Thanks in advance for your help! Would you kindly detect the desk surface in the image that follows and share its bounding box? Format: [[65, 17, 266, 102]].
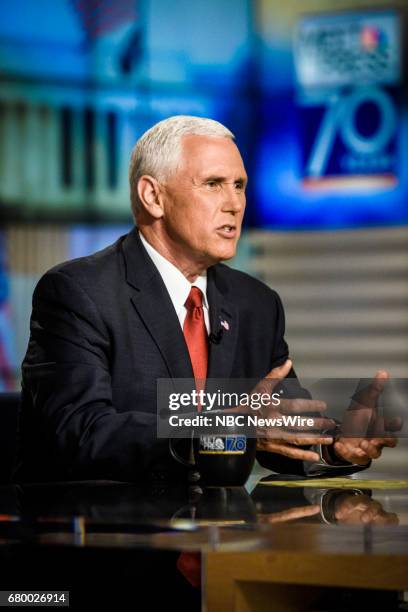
[[1, 473, 407, 555]]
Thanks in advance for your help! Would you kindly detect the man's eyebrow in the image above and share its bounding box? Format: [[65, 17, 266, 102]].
[[201, 175, 225, 182], [200, 175, 248, 183]]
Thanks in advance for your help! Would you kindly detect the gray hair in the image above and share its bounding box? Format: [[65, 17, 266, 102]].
[[129, 115, 235, 218]]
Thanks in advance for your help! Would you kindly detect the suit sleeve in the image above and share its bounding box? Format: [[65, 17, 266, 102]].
[[22, 270, 167, 481], [268, 291, 290, 369]]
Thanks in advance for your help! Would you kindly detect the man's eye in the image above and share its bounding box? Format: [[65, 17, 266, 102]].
[[235, 182, 245, 191], [205, 181, 220, 190]]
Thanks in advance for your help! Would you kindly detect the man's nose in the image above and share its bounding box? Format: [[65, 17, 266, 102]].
[[221, 184, 245, 213]]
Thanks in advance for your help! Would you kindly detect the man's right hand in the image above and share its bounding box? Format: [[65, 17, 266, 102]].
[[251, 360, 335, 463]]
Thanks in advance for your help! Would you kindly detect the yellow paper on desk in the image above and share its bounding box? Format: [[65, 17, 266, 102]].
[[259, 478, 408, 489]]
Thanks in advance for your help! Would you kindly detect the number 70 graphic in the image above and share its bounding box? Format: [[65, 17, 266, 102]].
[[305, 87, 397, 178]]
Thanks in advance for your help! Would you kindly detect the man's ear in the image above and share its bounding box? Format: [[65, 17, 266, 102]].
[[137, 175, 164, 219]]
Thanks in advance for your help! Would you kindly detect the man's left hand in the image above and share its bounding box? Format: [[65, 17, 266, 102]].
[[332, 370, 401, 465]]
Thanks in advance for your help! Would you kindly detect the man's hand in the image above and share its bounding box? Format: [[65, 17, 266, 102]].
[[334, 492, 399, 526], [257, 504, 321, 524], [252, 359, 335, 463], [333, 370, 401, 465]]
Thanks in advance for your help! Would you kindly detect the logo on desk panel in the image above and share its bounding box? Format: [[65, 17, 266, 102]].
[[199, 435, 247, 454]]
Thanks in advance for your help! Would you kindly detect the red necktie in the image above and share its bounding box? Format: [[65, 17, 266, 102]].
[[176, 551, 201, 589], [183, 287, 208, 410], [178, 287, 206, 588]]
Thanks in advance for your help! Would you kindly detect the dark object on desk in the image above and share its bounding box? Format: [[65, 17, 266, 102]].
[[170, 485, 257, 524], [194, 433, 257, 486], [170, 415, 257, 486], [0, 392, 20, 483]]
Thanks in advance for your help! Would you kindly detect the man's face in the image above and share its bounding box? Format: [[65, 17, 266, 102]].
[[159, 134, 247, 270]]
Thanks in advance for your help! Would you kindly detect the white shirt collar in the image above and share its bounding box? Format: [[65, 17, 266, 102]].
[[139, 230, 208, 315]]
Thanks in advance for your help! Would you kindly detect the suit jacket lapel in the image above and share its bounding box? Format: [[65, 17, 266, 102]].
[[206, 265, 238, 379], [122, 228, 194, 379], [122, 228, 239, 380]]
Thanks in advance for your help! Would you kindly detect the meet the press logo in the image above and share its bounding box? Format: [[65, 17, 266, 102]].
[[199, 435, 247, 455]]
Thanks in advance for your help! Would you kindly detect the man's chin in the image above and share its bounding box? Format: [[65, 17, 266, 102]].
[[211, 247, 237, 263]]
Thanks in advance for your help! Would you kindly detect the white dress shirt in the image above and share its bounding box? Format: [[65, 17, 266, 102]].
[[139, 231, 210, 334]]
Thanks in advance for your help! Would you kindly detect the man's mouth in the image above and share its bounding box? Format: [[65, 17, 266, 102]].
[[216, 225, 237, 238]]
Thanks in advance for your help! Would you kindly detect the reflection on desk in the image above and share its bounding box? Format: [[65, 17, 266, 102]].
[[0, 475, 406, 545], [0, 477, 407, 611]]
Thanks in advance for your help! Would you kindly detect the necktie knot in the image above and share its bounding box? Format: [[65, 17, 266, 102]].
[[185, 286, 204, 311]]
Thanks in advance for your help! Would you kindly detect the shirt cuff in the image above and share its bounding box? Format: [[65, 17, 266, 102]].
[[302, 444, 371, 477], [321, 442, 354, 466]]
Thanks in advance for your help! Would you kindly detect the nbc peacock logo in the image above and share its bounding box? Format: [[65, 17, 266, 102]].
[[360, 25, 388, 53]]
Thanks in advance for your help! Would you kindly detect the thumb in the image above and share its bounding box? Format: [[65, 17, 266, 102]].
[[369, 370, 389, 399], [266, 359, 292, 383], [252, 359, 292, 396], [350, 370, 389, 412]]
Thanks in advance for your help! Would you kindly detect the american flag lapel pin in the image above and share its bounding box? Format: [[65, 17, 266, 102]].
[[220, 319, 230, 331]]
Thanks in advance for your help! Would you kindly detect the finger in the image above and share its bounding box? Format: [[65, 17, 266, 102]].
[[372, 512, 399, 526], [257, 440, 320, 462], [263, 505, 321, 523], [383, 416, 403, 432], [370, 415, 387, 437], [333, 441, 371, 465], [360, 505, 383, 524], [361, 512, 379, 525], [336, 436, 364, 446], [257, 425, 333, 443], [359, 440, 383, 459], [258, 415, 335, 434], [341, 409, 373, 436], [363, 436, 397, 448], [349, 370, 389, 412], [278, 504, 321, 521], [334, 441, 363, 455], [263, 359, 293, 389], [266, 358, 293, 378], [283, 417, 336, 432], [370, 370, 389, 394], [378, 437, 397, 447], [279, 398, 327, 414], [335, 498, 370, 519], [371, 415, 402, 437], [279, 435, 333, 446], [365, 370, 389, 405]]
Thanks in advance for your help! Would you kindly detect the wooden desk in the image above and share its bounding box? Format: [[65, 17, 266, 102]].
[[204, 523, 408, 611]]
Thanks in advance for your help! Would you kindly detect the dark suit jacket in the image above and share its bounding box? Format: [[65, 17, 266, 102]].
[[14, 227, 307, 483]]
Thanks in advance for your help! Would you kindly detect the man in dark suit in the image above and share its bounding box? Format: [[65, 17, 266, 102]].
[[14, 116, 396, 483]]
